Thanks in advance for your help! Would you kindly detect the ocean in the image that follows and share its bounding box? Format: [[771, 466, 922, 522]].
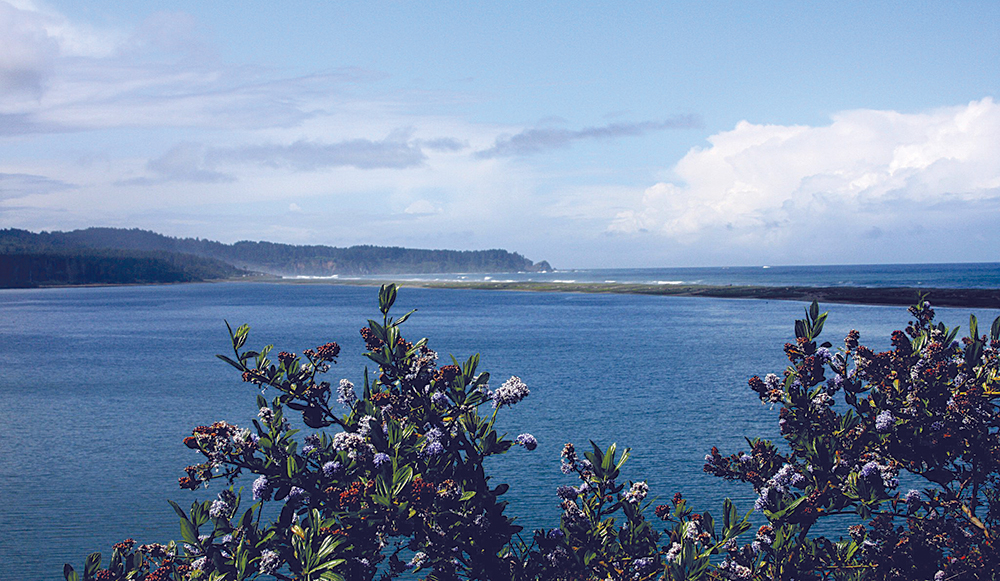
[[1, 264, 998, 579]]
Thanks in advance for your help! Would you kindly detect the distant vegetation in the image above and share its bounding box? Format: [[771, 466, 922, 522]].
[[0, 246, 244, 288], [0, 228, 551, 288]]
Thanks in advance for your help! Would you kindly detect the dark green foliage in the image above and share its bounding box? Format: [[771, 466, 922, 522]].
[[0, 227, 549, 278], [65, 290, 1000, 581], [0, 249, 243, 287]]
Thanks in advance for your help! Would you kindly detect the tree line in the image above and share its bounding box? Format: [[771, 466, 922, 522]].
[[0, 228, 551, 285]]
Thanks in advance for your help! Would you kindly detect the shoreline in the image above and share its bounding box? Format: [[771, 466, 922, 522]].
[[270, 278, 1000, 309], [5, 276, 998, 309]]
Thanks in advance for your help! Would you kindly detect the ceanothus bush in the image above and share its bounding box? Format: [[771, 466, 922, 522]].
[[65, 288, 1000, 581]]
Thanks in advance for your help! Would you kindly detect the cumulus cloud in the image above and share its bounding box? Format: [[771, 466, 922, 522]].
[[475, 116, 701, 158], [609, 99, 1000, 256]]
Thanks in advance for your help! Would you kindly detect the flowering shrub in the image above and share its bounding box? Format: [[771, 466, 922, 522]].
[[704, 300, 1000, 580], [66, 288, 1000, 581]]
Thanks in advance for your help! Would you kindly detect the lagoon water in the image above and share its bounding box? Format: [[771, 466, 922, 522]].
[[1, 273, 998, 579]]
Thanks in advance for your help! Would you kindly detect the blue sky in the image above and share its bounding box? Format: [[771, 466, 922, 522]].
[[1, 1, 998, 268]]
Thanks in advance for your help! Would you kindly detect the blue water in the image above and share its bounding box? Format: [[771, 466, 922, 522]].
[[308, 262, 1000, 289], [1, 276, 998, 580]]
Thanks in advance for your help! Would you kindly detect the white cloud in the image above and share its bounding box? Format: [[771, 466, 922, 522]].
[[610, 98, 1000, 259], [0, 1, 59, 97], [403, 199, 440, 215], [0, 2, 350, 132]]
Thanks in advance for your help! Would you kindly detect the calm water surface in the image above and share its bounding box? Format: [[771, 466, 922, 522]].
[[1, 282, 997, 580]]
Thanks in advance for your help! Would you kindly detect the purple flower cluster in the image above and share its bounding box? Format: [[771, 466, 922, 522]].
[[332, 431, 371, 459], [286, 486, 308, 507], [337, 378, 357, 407], [559, 442, 591, 474], [556, 485, 578, 500], [859, 461, 880, 480], [258, 549, 280, 575], [754, 487, 773, 512], [770, 464, 806, 493], [252, 475, 272, 501], [632, 556, 654, 572], [431, 391, 449, 407], [209, 489, 236, 519], [322, 461, 342, 478], [491, 376, 530, 408], [421, 427, 446, 457], [875, 410, 895, 433], [717, 559, 753, 580], [373, 452, 391, 467], [301, 434, 320, 455], [859, 460, 898, 489], [514, 433, 538, 450], [826, 374, 844, 394], [209, 499, 230, 519]]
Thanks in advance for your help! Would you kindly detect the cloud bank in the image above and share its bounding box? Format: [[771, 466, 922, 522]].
[[609, 99, 1000, 260]]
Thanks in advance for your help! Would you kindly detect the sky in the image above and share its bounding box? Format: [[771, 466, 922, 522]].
[[1, 1, 998, 268]]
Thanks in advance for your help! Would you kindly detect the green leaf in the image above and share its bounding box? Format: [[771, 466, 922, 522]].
[[944, 325, 960, 346], [991, 315, 1000, 343], [392, 465, 414, 496], [602, 443, 617, 471], [216, 354, 245, 371], [394, 308, 416, 326], [722, 498, 733, 532], [813, 312, 827, 337], [379, 284, 397, 314], [167, 499, 188, 521], [179, 518, 199, 545], [234, 324, 250, 349], [794, 319, 807, 339], [84, 553, 101, 577], [240, 507, 254, 530], [63, 564, 78, 581], [460, 490, 477, 501]]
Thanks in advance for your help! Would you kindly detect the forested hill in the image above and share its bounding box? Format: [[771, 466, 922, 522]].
[[0, 228, 552, 286], [0, 245, 245, 288]]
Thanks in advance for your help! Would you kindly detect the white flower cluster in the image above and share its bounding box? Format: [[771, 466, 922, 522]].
[[332, 431, 373, 459], [491, 376, 530, 408], [622, 481, 649, 504]]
